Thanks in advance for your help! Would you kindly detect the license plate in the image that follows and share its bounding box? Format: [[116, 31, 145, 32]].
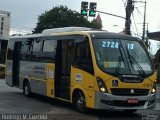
[[127, 99, 138, 103]]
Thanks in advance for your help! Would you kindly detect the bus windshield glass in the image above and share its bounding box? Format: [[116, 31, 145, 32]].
[[92, 38, 153, 76]]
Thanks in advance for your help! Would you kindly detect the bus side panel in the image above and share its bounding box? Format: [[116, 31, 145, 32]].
[[6, 60, 13, 86], [31, 62, 47, 96], [46, 63, 55, 98], [70, 66, 96, 109], [19, 61, 47, 96]]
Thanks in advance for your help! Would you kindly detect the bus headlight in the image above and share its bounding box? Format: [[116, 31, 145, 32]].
[[97, 77, 108, 93], [151, 88, 156, 94], [151, 81, 156, 94]]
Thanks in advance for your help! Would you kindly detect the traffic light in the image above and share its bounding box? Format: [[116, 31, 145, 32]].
[[89, 2, 97, 17], [81, 1, 88, 16]]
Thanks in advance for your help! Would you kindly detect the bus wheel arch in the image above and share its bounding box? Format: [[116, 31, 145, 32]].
[[72, 89, 87, 113], [23, 79, 32, 97]]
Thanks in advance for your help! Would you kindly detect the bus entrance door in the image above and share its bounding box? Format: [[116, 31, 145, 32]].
[[55, 40, 73, 100], [12, 42, 22, 86]]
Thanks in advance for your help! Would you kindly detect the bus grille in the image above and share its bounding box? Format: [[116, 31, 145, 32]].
[[110, 88, 149, 96]]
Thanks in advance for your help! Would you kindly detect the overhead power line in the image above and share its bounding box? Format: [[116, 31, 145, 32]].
[[135, 7, 143, 17], [131, 13, 139, 36]]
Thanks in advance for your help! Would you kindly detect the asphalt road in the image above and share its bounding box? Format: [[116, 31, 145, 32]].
[[0, 79, 160, 120]]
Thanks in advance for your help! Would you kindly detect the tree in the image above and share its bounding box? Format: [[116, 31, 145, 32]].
[[33, 6, 102, 33], [90, 19, 102, 29]]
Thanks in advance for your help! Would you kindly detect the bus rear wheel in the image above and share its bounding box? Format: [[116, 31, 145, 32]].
[[73, 91, 87, 113], [23, 81, 31, 97]]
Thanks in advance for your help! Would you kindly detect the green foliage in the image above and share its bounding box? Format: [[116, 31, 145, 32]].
[[33, 6, 102, 33], [90, 19, 102, 29]]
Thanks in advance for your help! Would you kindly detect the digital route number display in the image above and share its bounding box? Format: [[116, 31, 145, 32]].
[[102, 41, 134, 50]]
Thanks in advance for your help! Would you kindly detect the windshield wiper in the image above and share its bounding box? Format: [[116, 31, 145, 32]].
[[126, 46, 146, 77], [114, 45, 126, 75]]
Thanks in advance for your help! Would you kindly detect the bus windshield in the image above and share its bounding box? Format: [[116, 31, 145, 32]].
[[92, 38, 153, 76]]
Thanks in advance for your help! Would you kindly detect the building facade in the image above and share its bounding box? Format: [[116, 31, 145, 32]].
[[0, 10, 10, 40]]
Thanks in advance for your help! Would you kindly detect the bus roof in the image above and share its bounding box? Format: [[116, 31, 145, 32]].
[[42, 27, 94, 34], [10, 27, 139, 40], [89, 31, 139, 40], [0, 38, 8, 40]]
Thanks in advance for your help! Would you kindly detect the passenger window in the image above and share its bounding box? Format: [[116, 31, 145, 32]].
[[33, 39, 42, 51], [43, 40, 56, 52], [42, 40, 57, 63], [21, 39, 33, 61], [31, 39, 43, 62]]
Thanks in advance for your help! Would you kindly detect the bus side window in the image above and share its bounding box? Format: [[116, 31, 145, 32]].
[[21, 39, 33, 61], [42, 40, 57, 63], [31, 39, 43, 62], [74, 38, 93, 74]]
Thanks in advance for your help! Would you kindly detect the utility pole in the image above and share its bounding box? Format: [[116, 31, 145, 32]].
[[124, 0, 134, 35], [142, 1, 146, 41], [146, 23, 150, 49]]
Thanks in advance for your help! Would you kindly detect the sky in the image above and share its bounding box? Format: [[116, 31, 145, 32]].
[[0, 0, 160, 54]]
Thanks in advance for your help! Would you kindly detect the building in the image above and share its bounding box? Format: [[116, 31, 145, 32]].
[[95, 13, 102, 24], [0, 10, 10, 40]]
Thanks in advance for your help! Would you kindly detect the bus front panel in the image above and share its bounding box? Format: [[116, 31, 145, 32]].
[[91, 37, 156, 110]]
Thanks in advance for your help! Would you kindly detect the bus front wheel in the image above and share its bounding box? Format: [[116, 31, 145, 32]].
[[23, 81, 31, 97], [73, 91, 87, 113]]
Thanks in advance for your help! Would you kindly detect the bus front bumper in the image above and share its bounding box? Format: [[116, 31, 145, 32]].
[[95, 92, 156, 110]]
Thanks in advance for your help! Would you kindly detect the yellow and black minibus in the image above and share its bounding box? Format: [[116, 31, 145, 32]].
[[6, 27, 156, 112]]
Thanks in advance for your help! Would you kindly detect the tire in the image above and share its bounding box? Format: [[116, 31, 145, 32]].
[[23, 81, 31, 97], [73, 91, 87, 113]]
